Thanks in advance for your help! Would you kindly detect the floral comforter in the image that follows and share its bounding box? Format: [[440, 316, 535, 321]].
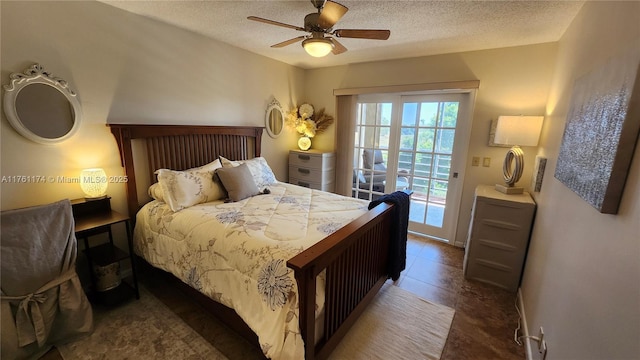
[[133, 182, 369, 360]]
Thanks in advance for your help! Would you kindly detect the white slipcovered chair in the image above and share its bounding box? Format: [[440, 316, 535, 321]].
[[1, 199, 93, 359]]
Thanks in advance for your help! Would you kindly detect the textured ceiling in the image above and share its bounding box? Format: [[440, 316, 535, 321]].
[[100, 0, 584, 69]]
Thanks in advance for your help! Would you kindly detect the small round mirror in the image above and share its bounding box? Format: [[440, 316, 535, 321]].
[[3, 64, 82, 145], [265, 98, 284, 139]]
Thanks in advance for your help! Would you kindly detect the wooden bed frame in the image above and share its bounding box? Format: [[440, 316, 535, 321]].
[[108, 124, 394, 360]]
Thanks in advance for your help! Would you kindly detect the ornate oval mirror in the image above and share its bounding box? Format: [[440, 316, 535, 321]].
[[265, 98, 284, 139], [3, 64, 82, 144]]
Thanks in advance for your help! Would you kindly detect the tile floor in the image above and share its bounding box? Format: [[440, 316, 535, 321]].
[[42, 234, 526, 360], [399, 234, 525, 360]]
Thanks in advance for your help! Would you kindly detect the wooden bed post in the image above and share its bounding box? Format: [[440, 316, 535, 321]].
[[294, 267, 317, 360], [253, 127, 263, 157], [109, 125, 139, 218]]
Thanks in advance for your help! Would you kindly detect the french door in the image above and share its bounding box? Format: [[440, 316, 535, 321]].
[[353, 92, 474, 242]]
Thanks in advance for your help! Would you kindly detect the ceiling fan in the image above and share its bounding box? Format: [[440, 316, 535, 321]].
[[248, 0, 391, 57]]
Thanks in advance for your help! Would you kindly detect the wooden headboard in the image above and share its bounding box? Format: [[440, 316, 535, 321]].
[[108, 124, 264, 218]]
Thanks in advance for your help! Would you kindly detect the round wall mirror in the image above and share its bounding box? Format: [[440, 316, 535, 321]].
[[265, 98, 284, 139], [3, 64, 82, 145]]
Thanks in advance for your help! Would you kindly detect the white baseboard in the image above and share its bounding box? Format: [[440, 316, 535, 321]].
[[517, 288, 534, 360]]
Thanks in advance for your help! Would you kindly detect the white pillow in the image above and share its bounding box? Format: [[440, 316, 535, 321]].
[[154, 159, 224, 211], [148, 183, 165, 202], [190, 159, 222, 173], [219, 156, 277, 189]]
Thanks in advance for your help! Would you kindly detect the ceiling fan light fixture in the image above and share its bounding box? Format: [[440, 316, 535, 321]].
[[302, 38, 334, 57], [250, 0, 390, 57]]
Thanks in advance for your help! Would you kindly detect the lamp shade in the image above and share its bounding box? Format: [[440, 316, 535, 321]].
[[494, 115, 544, 146], [302, 38, 334, 57], [80, 168, 108, 199]]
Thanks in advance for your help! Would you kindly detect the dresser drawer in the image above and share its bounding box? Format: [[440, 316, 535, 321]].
[[472, 219, 531, 248], [464, 257, 521, 291], [289, 166, 334, 184], [476, 198, 534, 226], [289, 151, 335, 170], [468, 236, 527, 268], [290, 177, 335, 192]]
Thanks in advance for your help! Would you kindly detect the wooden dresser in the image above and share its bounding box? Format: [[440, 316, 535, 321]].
[[288, 149, 335, 192], [463, 185, 536, 292]]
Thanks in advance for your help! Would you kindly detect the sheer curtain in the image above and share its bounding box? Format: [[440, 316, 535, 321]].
[[335, 95, 357, 196]]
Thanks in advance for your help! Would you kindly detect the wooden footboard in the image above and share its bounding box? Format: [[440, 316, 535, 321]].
[[108, 123, 394, 360], [288, 202, 393, 360]]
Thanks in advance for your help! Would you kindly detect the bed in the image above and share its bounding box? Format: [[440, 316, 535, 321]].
[[108, 124, 399, 360]]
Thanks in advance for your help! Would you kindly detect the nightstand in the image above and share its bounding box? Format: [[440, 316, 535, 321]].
[[463, 185, 536, 292], [72, 197, 139, 305], [289, 149, 335, 192]]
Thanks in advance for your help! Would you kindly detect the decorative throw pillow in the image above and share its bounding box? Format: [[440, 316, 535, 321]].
[[154, 159, 224, 211], [215, 163, 261, 202], [219, 156, 277, 188]]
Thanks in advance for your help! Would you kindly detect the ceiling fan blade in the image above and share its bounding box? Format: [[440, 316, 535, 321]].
[[329, 37, 348, 55], [247, 16, 305, 32], [334, 29, 391, 40], [271, 36, 306, 48], [318, 0, 348, 29]]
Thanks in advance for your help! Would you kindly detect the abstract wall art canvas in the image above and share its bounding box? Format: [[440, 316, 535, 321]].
[[554, 51, 640, 214]]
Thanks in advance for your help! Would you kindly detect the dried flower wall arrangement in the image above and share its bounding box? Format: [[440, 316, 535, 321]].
[[286, 103, 334, 138]]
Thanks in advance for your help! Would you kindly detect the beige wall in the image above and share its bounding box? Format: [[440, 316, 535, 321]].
[[1, 1, 305, 214], [305, 43, 557, 246], [521, 2, 640, 359]]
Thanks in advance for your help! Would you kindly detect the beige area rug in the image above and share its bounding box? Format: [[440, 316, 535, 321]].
[[57, 286, 228, 360], [329, 284, 455, 360], [58, 283, 453, 360]]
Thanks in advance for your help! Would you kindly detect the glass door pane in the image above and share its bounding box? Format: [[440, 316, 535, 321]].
[[352, 101, 394, 201], [400, 95, 462, 240], [353, 92, 474, 243]]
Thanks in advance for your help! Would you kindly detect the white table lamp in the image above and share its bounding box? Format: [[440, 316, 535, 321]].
[[493, 115, 543, 194], [80, 168, 108, 199]]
